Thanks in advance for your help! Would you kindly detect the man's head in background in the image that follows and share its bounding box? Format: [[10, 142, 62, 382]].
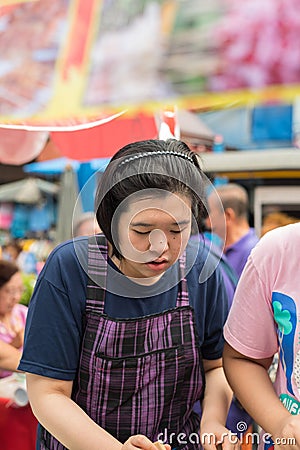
[[73, 212, 101, 237], [206, 183, 251, 248]]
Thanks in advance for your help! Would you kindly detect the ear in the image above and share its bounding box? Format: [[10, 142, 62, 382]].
[[224, 207, 236, 224]]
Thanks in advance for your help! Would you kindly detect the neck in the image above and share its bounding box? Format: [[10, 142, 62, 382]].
[[225, 223, 250, 249]]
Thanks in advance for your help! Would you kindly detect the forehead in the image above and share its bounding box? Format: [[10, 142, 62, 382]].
[[124, 192, 191, 223], [2, 271, 22, 288]]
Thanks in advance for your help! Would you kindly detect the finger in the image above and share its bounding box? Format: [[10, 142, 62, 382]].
[[221, 435, 241, 450], [154, 442, 170, 450], [129, 434, 158, 449], [201, 441, 218, 450], [154, 443, 165, 449]]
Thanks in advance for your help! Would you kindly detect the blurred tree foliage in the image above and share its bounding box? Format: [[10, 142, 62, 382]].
[[20, 273, 36, 306]]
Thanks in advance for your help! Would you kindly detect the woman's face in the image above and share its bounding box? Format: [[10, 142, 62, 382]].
[[0, 272, 23, 316], [114, 191, 192, 280]]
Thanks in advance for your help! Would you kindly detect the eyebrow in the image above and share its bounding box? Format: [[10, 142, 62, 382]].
[[130, 219, 191, 227]]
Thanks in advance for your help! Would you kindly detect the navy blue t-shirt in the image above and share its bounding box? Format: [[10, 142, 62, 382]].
[[19, 236, 228, 380]]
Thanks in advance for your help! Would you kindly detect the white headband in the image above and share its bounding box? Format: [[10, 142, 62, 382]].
[[119, 150, 194, 166]]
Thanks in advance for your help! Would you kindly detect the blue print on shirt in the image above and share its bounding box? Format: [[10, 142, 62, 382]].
[[272, 291, 297, 396]]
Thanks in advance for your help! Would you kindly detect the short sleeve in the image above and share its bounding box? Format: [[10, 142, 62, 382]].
[[224, 252, 278, 359], [187, 246, 229, 361], [201, 267, 228, 360]]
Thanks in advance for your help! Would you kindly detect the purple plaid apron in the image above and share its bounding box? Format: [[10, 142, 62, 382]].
[[40, 236, 204, 449]]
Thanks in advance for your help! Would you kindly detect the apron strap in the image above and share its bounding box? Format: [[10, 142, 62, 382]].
[[176, 251, 189, 308], [86, 234, 108, 314]]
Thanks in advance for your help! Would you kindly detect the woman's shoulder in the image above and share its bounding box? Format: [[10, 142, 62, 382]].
[[186, 238, 221, 272], [14, 303, 28, 314], [251, 222, 300, 263], [37, 236, 90, 291], [48, 235, 88, 259], [43, 236, 90, 272], [185, 238, 224, 289], [48, 234, 106, 262], [12, 303, 28, 325]]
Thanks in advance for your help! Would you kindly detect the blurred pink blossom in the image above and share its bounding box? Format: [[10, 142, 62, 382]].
[[210, 0, 300, 90]]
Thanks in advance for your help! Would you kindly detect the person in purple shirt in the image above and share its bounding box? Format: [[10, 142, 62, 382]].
[[206, 183, 259, 278]]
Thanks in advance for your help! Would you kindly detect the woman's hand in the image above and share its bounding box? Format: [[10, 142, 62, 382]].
[[273, 414, 300, 450], [121, 435, 170, 450], [10, 329, 24, 349], [200, 420, 240, 450]]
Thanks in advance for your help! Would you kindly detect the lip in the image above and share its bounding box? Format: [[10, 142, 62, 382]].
[[145, 259, 169, 272]]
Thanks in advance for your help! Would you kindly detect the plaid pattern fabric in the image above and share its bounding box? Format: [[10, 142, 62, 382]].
[[41, 236, 204, 449]]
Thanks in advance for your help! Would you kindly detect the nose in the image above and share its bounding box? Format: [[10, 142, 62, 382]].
[[149, 229, 168, 255]]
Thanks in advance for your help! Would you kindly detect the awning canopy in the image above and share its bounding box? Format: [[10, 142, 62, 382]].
[[0, 178, 59, 204]]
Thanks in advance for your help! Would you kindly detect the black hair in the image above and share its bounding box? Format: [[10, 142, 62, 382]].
[[95, 139, 206, 259], [0, 259, 19, 289]]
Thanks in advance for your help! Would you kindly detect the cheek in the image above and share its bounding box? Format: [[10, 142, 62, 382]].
[[119, 230, 149, 254], [13, 295, 21, 305], [183, 229, 191, 247], [129, 233, 149, 251], [169, 231, 190, 256], [117, 228, 131, 252], [0, 298, 8, 312]]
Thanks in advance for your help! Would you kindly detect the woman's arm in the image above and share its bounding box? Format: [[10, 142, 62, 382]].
[[200, 358, 237, 450], [0, 340, 21, 371], [223, 343, 300, 449], [26, 373, 170, 450]]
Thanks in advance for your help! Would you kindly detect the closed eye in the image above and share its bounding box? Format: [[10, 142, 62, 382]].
[[133, 226, 188, 235], [171, 226, 188, 234], [133, 230, 151, 235]]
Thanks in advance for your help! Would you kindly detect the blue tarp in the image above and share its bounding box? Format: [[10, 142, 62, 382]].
[[24, 157, 110, 212], [199, 105, 293, 150]]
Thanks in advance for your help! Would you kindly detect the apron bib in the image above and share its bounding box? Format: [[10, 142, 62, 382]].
[[41, 236, 204, 450]]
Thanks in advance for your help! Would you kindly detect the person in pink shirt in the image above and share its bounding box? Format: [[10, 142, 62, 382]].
[[223, 223, 300, 450], [0, 259, 27, 377]]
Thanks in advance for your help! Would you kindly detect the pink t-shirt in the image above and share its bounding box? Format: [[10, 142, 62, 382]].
[[0, 303, 27, 345], [0, 303, 27, 378], [224, 222, 300, 415]]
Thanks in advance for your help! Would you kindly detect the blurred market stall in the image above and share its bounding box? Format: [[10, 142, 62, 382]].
[[1, 0, 300, 128]]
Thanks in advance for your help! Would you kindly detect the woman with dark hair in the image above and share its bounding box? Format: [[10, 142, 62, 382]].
[[19, 139, 236, 450], [0, 259, 27, 377]]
